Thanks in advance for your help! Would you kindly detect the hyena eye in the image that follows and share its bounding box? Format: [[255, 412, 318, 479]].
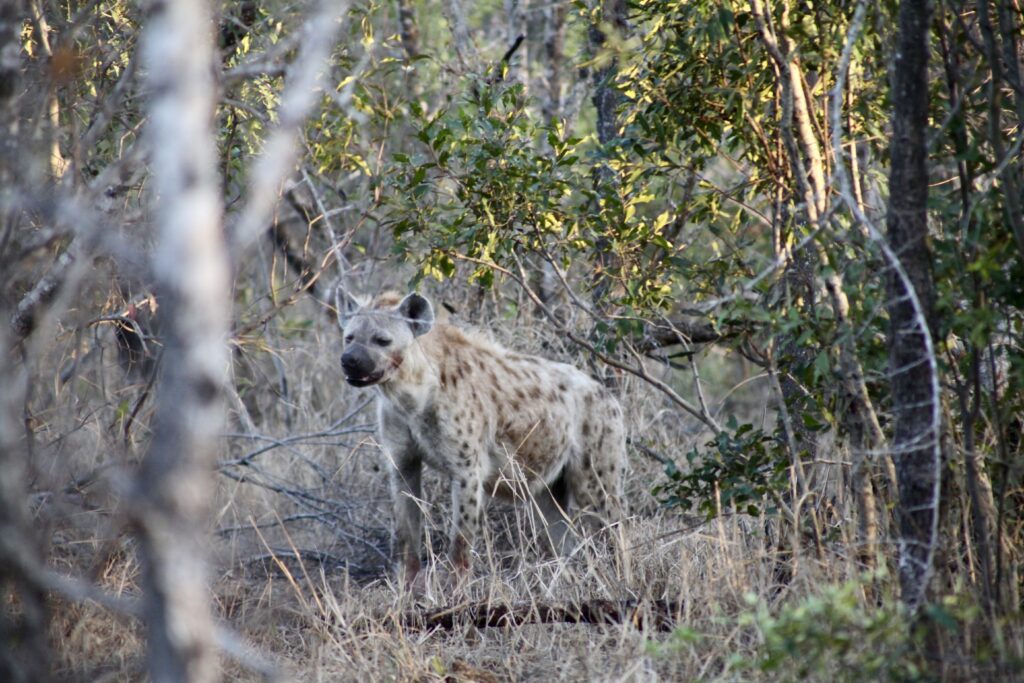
[[344, 334, 354, 343], [373, 336, 392, 347]]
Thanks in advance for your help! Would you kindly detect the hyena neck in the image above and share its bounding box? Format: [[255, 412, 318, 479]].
[[378, 341, 437, 415]]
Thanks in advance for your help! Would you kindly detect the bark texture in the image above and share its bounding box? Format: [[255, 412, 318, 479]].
[[886, 0, 940, 612], [137, 0, 230, 680]]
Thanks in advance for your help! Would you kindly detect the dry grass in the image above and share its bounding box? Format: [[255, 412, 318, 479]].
[[25, 284, 1006, 682]]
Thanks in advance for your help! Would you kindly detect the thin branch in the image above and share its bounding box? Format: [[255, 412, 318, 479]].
[[229, 0, 351, 256]]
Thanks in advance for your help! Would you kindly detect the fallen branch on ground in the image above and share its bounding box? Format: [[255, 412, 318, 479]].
[[398, 599, 684, 633]]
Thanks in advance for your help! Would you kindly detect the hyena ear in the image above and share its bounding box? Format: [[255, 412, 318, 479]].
[[398, 293, 434, 337], [334, 282, 366, 327]]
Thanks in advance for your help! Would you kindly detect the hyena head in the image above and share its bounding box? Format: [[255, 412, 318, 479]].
[[340, 292, 434, 387]]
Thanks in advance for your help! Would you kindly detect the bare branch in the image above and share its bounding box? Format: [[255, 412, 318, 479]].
[[230, 0, 351, 255]]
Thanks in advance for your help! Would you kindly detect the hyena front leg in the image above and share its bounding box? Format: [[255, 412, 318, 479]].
[[380, 415, 425, 587], [388, 452, 423, 584], [448, 462, 485, 571]]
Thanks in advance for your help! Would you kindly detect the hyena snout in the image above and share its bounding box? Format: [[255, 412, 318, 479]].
[[341, 346, 384, 387]]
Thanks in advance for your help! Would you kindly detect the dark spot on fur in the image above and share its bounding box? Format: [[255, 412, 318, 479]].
[[528, 386, 542, 400], [582, 421, 591, 435], [558, 382, 566, 392]]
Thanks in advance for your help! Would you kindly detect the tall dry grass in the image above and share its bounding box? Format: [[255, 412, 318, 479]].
[[29, 281, 1006, 681]]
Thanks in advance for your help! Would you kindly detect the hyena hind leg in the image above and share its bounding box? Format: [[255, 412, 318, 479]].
[[532, 469, 573, 556], [567, 446, 627, 536]]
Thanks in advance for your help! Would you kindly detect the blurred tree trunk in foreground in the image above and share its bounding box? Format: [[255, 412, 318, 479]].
[[134, 0, 230, 680], [0, 1, 52, 680], [0, 332, 50, 683]]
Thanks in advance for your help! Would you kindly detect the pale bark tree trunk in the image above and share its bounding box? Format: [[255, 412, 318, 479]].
[[754, 0, 894, 567], [886, 0, 940, 612], [539, 1, 566, 126], [136, 0, 230, 681], [749, 0, 827, 569], [444, 0, 473, 69]]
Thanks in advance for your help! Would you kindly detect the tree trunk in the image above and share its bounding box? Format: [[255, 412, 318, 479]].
[[749, 0, 827, 569], [977, 0, 1024, 263], [539, 1, 566, 126], [886, 0, 940, 613], [396, 0, 419, 60], [588, 0, 627, 306], [0, 3, 52, 678], [0, 335, 51, 683], [136, 1, 230, 681]]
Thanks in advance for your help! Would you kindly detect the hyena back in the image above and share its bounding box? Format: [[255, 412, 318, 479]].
[[340, 292, 626, 580]]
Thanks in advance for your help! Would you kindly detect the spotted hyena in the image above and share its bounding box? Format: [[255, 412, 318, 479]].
[[340, 291, 626, 581]]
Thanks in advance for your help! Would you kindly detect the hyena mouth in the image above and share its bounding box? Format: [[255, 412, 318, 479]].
[[345, 371, 385, 387]]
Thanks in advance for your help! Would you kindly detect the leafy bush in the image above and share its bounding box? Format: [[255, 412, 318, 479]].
[[653, 416, 786, 519], [735, 581, 925, 682], [653, 575, 984, 682]]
